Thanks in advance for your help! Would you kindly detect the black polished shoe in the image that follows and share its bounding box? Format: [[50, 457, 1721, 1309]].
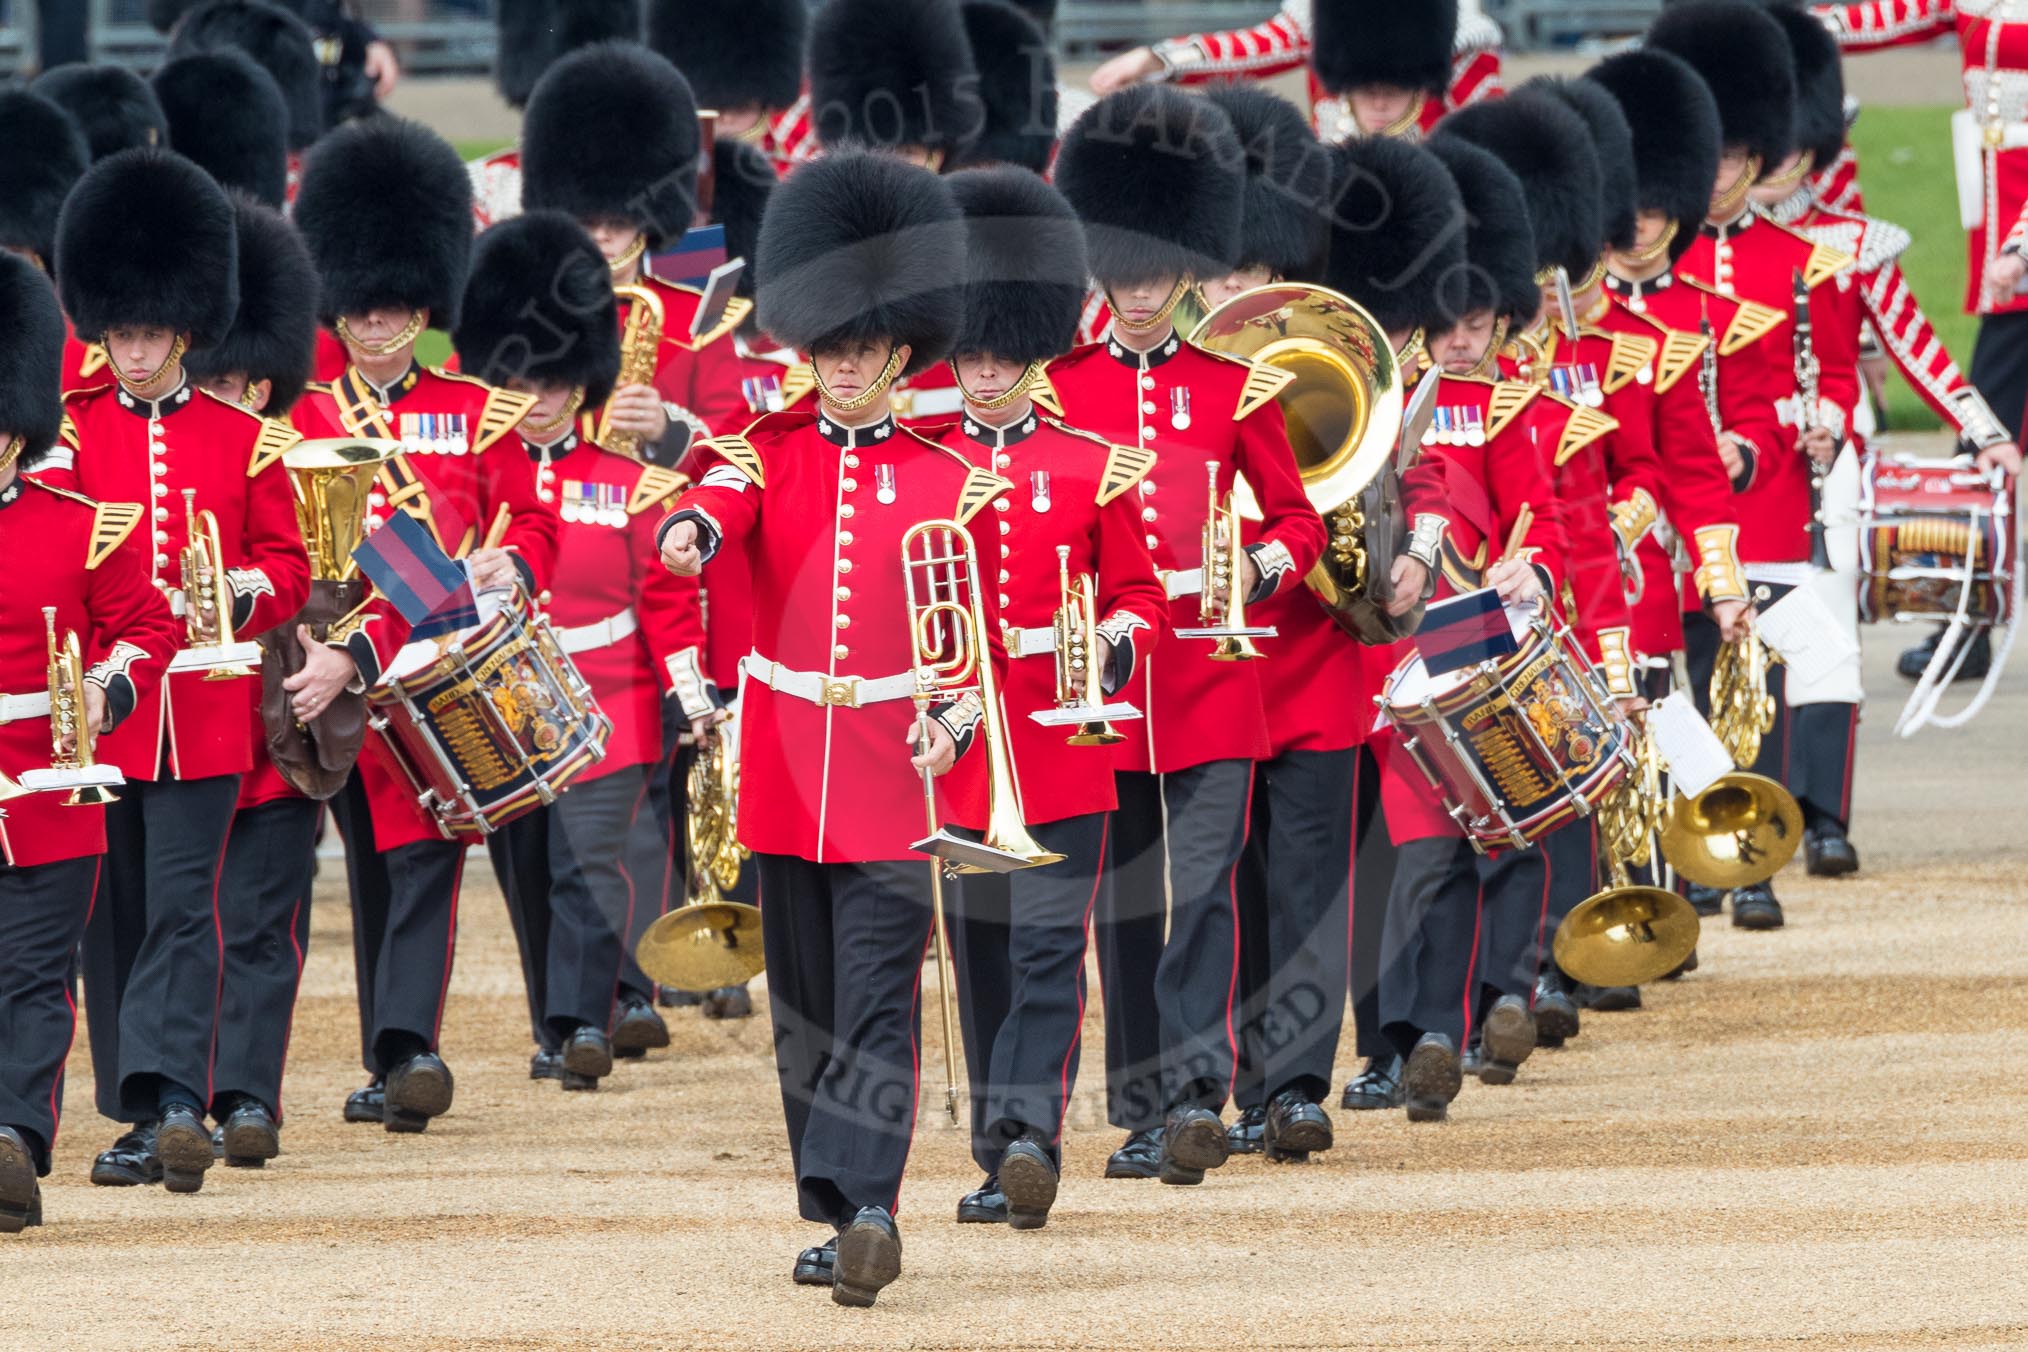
[[1576, 983, 1642, 1012], [383, 1053, 454, 1133], [1731, 883, 1785, 931], [1477, 996, 1536, 1086], [530, 1049, 563, 1082], [955, 1176, 1007, 1224], [1340, 1054, 1403, 1110], [1459, 1034, 1486, 1079], [156, 1105, 214, 1194], [793, 1238, 836, 1287], [701, 985, 754, 1020], [561, 1027, 614, 1085], [1533, 969, 1581, 1046], [1103, 1129, 1161, 1180], [1897, 626, 1988, 682], [90, 1124, 160, 1186], [832, 1206, 902, 1308], [1226, 1103, 1266, 1155], [1805, 822, 1860, 877], [998, 1137, 1058, 1230], [612, 998, 671, 1060], [1661, 947, 1699, 980], [1157, 1106, 1229, 1185], [0, 1126, 41, 1233], [1403, 1033, 1462, 1123], [1263, 1089, 1332, 1163], [219, 1101, 279, 1169], [659, 986, 703, 1009], [342, 1078, 385, 1124], [1686, 885, 1726, 918]]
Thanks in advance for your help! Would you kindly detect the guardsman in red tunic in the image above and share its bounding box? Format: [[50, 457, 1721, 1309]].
[[521, 42, 750, 467], [1051, 88, 1329, 1183], [0, 251, 177, 1235], [1650, 2, 1860, 931], [646, 0, 811, 178], [932, 168, 1166, 1228], [657, 152, 997, 1307], [0, 90, 94, 386], [455, 213, 711, 1091], [48, 150, 310, 1195], [186, 195, 325, 1169], [287, 117, 559, 1134]]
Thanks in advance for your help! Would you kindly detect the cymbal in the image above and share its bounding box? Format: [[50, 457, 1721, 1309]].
[[634, 900, 764, 991]]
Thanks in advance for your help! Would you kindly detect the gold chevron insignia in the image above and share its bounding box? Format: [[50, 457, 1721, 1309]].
[[953, 467, 1015, 526], [1235, 362, 1296, 420], [629, 465, 691, 516], [474, 388, 540, 454], [88, 501, 144, 570], [247, 418, 303, 477], [1486, 382, 1539, 440], [1097, 442, 1158, 505], [1554, 405, 1620, 466], [1653, 331, 1708, 393], [1603, 332, 1658, 394], [703, 434, 765, 489]]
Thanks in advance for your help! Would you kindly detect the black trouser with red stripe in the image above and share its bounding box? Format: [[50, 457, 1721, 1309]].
[[620, 712, 684, 1006], [757, 854, 934, 1228], [0, 855, 99, 1174], [950, 812, 1105, 1175], [488, 767, 654, 1049], [213, 796, 322, 1121], [329, 772, 463, 1076], [83, 773, 239, 1123], [1379, 833, 1546, 1058], [1528, 818, 1600, 989], [1096, 761, 1252, 1129]]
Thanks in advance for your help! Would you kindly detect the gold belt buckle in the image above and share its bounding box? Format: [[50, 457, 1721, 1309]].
[[1987, 120, 2008, 151], [820, 676, 861, 708]]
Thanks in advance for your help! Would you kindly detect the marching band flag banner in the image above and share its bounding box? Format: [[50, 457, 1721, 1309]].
[[1414, 587, 1519, 677], [351, 510, 481, 640], [653, 223, 728, 287]]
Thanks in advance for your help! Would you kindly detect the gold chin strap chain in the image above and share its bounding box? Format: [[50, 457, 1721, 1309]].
[[1758, 151, 1816, 193], [1378, 93, 1428, 140], [1709, 154, 1762, 221], [953, 360, 1040, 412], [334, 311, 425, 359], [1618, 220, 1681, 270], [1107, 276, 1192, 337], [607, 233, 649, 278], [1425, 317, 1509, 381], [0, 434, 23, 474], [521, 386, 588, 444], [114, 333, 190, 399], [812, 344, 905, 412]]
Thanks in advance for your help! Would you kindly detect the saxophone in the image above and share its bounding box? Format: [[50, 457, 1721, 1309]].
[[596, 284, 666, 461]]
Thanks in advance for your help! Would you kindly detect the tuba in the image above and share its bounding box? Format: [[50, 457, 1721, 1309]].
[[597, 284, 666, 461], [1191, 284, 1413, 643], [635, 719, 766, 993], [177, 489, 258, 679], [264, 439, 403, 799]]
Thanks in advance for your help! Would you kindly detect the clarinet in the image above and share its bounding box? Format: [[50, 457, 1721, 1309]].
[[1791, 268, 1832, 570]]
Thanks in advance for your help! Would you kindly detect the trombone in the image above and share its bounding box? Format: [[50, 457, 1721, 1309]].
[[173, 488, 260, 680], [1174, 461, 1275, 660], [1027, 545, 1139, 746], [902, 519, 1063, 1122]]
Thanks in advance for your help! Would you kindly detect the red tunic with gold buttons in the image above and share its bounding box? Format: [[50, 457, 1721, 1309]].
[[629, 271, 755, 456], [46, 382, 309, 783], [935, 408, 1168, 825], [290, 361, 560, 848], [0, 477, 179, 867], [1044, 335, 1329, 774], [665, 408, 1012, 863]]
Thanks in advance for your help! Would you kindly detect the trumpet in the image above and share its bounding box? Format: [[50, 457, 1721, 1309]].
[[596, 283, 666, 461], [902, 519, 1063, 1123], [44, 607, 117, 807], [634, 718, 765, 993], [1029, 544, 1139, 746], [1174, 460, 1274, 659], [176, 488, 257, 680]]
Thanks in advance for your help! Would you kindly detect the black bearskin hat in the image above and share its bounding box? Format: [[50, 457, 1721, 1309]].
[[956, 1, 1058, 173], [1203, 84, 1330, 278], [1647, 0, 1794, 169], [56, 147, 240, 348], [947, 166, 1087, 364], [30, 66, 166, 162], [755, 149, 963, 376], [711, 138, 776, 300], [1424, 133, 1538, 325], [294, 117, 473, 326], [154, 51, 290, 208], [1323, 134, 1468, 336], [1055, 86, 1243, 287], [0, 251, 68, 470], [495, 0, 642, 110], [522, 42, 700, 251], [167, 1, 324, 151], [0, 91, 91, 264], [1759, 0, 1845, 169], [1008, 0, 1055, 28], [1313, 0, 1458, 97], [649, 0, 807, 113], [186, 194, 319, 414], [1437, 94, 1602, 281], [1519, 76, 1637, 254], [1589, 48, 1722, 263], [809, 0, 982, 157], [456, 213, 623, 408]]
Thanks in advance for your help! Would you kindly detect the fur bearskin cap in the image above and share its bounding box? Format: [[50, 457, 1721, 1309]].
[[1323, 134, 1468, 335], [1436, 94, 1602, 281], [1204, 84, 1330, 277], [185, 194, 319, 413], [955, 1, 1059, 174], [55, 147, 240, 348], [522, 42, 700, 251], [0, 251, 68, 469], [1518, 76, 1637, 254], [455, 212, 623, 408], [1588, 48, 1723, 263], [293, 117, 474, 326], [1424, 132, 1539, 325], [154, 51, 290, 208], [947, 166, 1087, 363], [712, 138, 776, 300], [648, 0, 807, 113], [1758, 0, 1845, 170], [495, 0, 642, 109], [166, 1, 324, 151], [1313, 0, 1458, 97], [809, 0, 982, 158], [1646, 0, 1795, 169], [30, 66, 167, 162], [0, 91, 91, 263]]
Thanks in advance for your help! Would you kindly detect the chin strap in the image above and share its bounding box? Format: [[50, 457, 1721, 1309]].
[[812, 345, 904, 412]]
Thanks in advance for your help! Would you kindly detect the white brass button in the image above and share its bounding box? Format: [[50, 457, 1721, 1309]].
[[844, 454, 859, 468], [834, 643, 849, 659], [842, 478, 857, 493], [839, 530, 853, 546], [1140, 480, 1155, 495], [1145, 534, 1159, 548], [835, 614, 850, 629], [1139, 427, 1155, 441], [839, 504, 854, 518], [1142, 507, 1157, 523], [154, 507, 168, 522], [155, 530, 169, 545], [837, 558, 853, 573], [1141, 401, 1156, 414], [995, 453, 1011, 469], [995, 498, 1010, 511], [155, 553, 168, 568], [998, 520, 1011, 535], [835, 585, 851, 600], [999, 594, 1010, 608], [153, 483, 167, 498], [1140, 375, 1155, 390], [999, 569, 1010, 583]]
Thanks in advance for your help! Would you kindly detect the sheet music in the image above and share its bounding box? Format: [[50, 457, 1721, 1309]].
[[1757, 585, 1861, 689], [1648, 692, 1734, 799]]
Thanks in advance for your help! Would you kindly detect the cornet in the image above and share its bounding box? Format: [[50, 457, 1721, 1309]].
[[39, 607, 122, 806], [1027, 545, 1139, 745], [1174, 461, 1275, 659], [172, 488, 260, 680]]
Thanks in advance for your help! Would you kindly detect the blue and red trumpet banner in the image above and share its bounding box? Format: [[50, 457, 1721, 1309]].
[[1414, 586, 1519, 677], [351, 511, 481, 642]]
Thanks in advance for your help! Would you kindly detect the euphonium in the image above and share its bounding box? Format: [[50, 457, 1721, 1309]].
[[596, 283, 666, 461], [634, 719, 766, 993], [179, 488, 254, 680], [45, 607, 116, 807], [1175, 460, 1270, 660], [1557, 724, 1700, 987], [1049, 544, 1125, 747]]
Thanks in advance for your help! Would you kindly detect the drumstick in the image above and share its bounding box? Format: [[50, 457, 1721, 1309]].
[[480, 503, 512, 552], [1496, 503, 1533, 565]]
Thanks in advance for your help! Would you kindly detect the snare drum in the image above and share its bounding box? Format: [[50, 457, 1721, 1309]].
[[366, 589, 612, 837], [1857, 453, 2015, 627], [1381, 607, 1633, 851]]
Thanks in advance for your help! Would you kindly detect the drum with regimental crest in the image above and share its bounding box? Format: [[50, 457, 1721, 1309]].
[[1857, 452, 2015, 628]]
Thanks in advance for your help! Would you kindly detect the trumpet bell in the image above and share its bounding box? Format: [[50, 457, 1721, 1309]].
[[1660, 771, 1804, 889], [1066, 724, 1126, 747], [1554, 885, 1702, 988], [634, 900, 765, 992]]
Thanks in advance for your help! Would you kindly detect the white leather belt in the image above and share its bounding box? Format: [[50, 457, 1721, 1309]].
[[1006, 626, 1058, 658], [740, 652, 918, 709], [0, 692, 51, 725], [553, 607, 638, 655], [1163, 568, 1203, 600]]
